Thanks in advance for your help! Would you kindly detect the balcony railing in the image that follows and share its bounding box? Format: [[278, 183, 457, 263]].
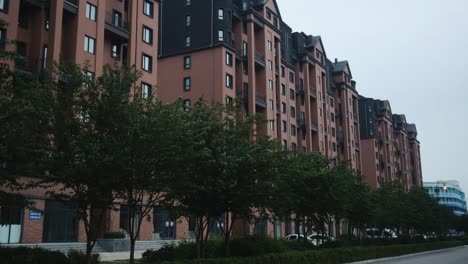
[[63, 0, 78, 14], [255, 92, 266, 108], [105, 11, 130, 40], [309, 88, 317, 98], [254, 51, 265, 68], [311, 121, 318, 132]]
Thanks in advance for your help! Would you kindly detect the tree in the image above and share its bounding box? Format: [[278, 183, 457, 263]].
[[45, 63, 140, 264], [0, 18, 52, 214], [112, 97, 188, 264]]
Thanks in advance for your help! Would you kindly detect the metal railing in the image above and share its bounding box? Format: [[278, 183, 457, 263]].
[[105, 11, 130, 32]]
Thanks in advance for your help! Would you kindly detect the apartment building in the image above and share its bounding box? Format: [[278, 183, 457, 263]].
[[0, 0, 167, 245], [0, 0, 423, 246], [0, 0, 158, 96], [359, 97, 422, 190]]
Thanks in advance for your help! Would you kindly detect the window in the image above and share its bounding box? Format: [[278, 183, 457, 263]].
[[267, 40, 272, 51], [183, 99, 191, 112], [142, 54, 152, 72], [143, 26, 153, 44], [268, 120, 275, 131], [281, 103, 286, 113], [289, 72, 294, 83], [290, 89, 295, 100], [268, 80, 273, 90], [141, 82, 152, 99], [330, 97, 335, 107], [226, 52, 233, 66], [291, 125, 296, 136], [273, 17, 278, 29], [267, 11, 272, 19], [112, 10, 123, 27], [226, 74, 233, 88], [332, 127, 336, 137], [320, 108, 322, 117], [281, 84, 286, 95], [184, 56, 191, 69], [280, 66, 285, 77], [331, 113, 335, 122], [283, 140, 288, 150], [0, 28, 6, 50], [45, 9, 50, 30], [184, 77, 191, 91], [226, 96, 233, 106], [243, 41, 248, 56], [111, 44, 120, 59], [282, 121, 287, 132], [0, 207, 22, 244], [185, 36, 191, 47], [0, 0, 8, 13], [143, 0, 154, 17], [268, 99, 274, 110], [218, 30, 224, 41], [185, 15, 191, 26], [291, 107, 296, 118], [84, 35, 96, 54], [218, 8, 224, 20], [185, 0, 191, 6], [268, 60, 272, 70], [85, 2, 97, 21]]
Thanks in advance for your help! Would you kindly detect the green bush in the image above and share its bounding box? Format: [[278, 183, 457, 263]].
[[0, 247, 68, 264], [142, 237, 311, 263], [67, 250, 100, 264], [153, 241, 463, 264], [0, 247, 102, 264]]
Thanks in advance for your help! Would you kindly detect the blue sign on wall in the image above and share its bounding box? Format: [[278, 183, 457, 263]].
[[29, 211, 42, 220]]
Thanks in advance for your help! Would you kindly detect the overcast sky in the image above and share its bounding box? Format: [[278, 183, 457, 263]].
[[276, 0, 468, 191]]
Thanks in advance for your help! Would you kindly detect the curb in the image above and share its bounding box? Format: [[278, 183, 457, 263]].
[[347, 245, 466, 264]]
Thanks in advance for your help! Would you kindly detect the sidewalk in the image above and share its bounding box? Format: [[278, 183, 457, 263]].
[[99, 250, 145, 262], [347, 245, 467, 264]]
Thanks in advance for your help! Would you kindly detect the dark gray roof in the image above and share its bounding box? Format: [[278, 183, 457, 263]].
[[332, 60, 352, 79], [407, 124, 417, 133]]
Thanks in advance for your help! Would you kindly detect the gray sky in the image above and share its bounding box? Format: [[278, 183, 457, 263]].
[[276, 0, 468, 191]]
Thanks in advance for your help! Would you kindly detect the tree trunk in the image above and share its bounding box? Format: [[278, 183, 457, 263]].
[[86, 241, 93, 264], [129, 238, 136, 264]]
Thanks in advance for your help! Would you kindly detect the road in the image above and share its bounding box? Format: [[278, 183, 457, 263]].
[[376, 246, 468, 264]]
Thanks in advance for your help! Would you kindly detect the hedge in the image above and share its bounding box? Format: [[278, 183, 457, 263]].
[[0, 247, 100, 264], [154, 241, 463, 264]]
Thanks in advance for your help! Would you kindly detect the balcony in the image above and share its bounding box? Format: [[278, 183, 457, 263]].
[[311, 121, 318, 132], [255, 92, 266, 108], [24, 0, 43, 8], [105, 12, 130, 40], [63, 0, 78, 14], [297, 118, 306, 131], [296, 86, 305, 96], [309, 88, 317, 98], [254, 52, 265, 68]]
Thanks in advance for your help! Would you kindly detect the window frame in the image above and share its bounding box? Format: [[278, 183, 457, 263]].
[[143, 0, 154, 18], [218, 8, 224, 20], [85, 2, 97, 21], [143, 26, 153, 45], [185, 35, 191, 47], [185, 15, 191, 26], [226, 74, 233, 88], [226, 52, 233, 66], [184, 56, 191, 69], [183, 77, 191, 91], [142, 53, 153, 72], [218, 30, 224, 42], [84, 35, 96, 54], [141, 82, 152, 99]]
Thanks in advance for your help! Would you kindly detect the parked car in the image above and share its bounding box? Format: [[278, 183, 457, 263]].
[[308, 234, 335, 246], [365, 228, 398, 239], [285, 234, 311, 241]]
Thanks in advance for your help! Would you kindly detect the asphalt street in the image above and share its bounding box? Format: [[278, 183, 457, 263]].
[[376, 246, 468, 264]]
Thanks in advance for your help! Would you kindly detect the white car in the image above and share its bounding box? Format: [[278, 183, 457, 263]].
[[285, 234, 311, 241]]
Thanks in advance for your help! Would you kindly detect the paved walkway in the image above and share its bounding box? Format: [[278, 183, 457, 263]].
[[349, 246, 467, 264], [99, 250, 145, 262]]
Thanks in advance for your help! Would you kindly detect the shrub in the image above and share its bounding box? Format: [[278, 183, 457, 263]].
[[0, 247, 68, 264], [67, 250, 100, 264], [154, 241, 463, 264]]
